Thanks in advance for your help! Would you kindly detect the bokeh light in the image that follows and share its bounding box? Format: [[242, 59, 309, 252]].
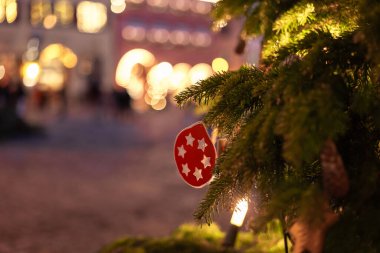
[[190, 31, 212, 47], [169, 0, 189, 11], [43, 14, 57, 29], [0, 0, 18, 24], [151, 98, 167, 110], [5, 0, 17, 23], [169, 30, 190, 45], [169, 63, 191, 91], [77, 1, 107, 33], [21, 62, 40, 87], [122, 26, 146, 41], [20, 44, 78, 91], [116, 48, 156, 87], [39, 43, 78, 69], [189, 63, 213, 84], [147, 61, 172, 88], [0, 64, 5, 80], [54, 0, 74, 26], [116, 48, 224, 111], [126, 0, 144, 4], [146, 62, 172, 108], [111, 0, 126, 14], [190, 1, 211, 14], [30, 0, 52, 26], [212, 57, 229, 72], [39, 61, 65, 91], [147, 0, 169, 8]]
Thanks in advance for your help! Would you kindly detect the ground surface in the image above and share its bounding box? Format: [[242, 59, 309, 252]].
[[0, 105, 220, 253]]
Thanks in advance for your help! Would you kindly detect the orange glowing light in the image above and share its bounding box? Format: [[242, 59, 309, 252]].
[[116, 48, 155, 87], [77, 1, 107, 33]]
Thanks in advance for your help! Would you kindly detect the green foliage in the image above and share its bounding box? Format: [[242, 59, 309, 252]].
[[175, 0, 380, 252], [98, 224, 227, 253], [98, 223, 285, 253]]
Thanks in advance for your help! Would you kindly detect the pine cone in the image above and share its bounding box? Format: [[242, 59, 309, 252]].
[[289, 200, 339, 253], [320, 139, 349, 198]]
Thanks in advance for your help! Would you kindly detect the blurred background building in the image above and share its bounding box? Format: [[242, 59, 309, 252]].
[[0, 0, 244, 114]]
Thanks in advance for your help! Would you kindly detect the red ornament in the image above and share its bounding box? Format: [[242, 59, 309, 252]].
[[174, 122, 216, 188]]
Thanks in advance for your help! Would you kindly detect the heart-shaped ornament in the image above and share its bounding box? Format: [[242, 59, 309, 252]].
[[174, 122, 216, 188]]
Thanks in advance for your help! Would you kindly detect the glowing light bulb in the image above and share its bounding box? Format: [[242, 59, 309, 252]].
[[230, 198, 248, 227]]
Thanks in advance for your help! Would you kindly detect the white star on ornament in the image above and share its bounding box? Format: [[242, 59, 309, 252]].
[[182, 163, 190, 176], [197, 138, 208, 152], [177, 145, 186, 158], [201, 155, 211, 168], [185, 133, 195, 146], [193, 167, 203, 181]]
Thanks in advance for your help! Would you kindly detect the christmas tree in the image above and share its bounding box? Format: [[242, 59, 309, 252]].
[[176, 0, 380, 252]]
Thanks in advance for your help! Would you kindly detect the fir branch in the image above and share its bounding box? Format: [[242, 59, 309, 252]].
[[174, 71, 233, 107], [262, 0, 359, 61], [193, 174, 235, 224], [203, 66, 268, 136], [178, 1, 380, 251]]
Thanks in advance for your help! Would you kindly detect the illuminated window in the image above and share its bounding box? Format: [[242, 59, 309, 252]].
[[190, 1, 212, 14], [30, 0, 74, 28], [54, 0, 74, 26], [147, 0, 169, 9], [0, 0, 18, 24], [110, 0, 126, 14], [77, 1, 107, 34], [122, 25, 146, 41], [30, 0, 52, 26], [169, 0, 189, 12], [190, 31, 212, 47]]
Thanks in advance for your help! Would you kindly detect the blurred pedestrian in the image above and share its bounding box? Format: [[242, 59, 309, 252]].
[[112, 85, 131, 119], [86, 57, 102, 106]]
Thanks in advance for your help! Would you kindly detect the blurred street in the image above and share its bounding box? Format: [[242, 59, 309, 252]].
[[0, 105, 209, 253]]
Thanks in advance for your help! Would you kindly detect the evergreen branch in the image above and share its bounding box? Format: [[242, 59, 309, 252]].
[[183, 1, 380, 251], [203, 66, 268, 136], [262, 0, 359, 61], [174, 71, 233, 107], [175, 66, 268, 137], [193, 174, 234, 224]]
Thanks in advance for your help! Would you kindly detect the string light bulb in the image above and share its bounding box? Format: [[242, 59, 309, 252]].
[[223, 198, 249, 248]]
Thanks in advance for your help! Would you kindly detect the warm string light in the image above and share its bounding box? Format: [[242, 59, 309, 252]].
[[116, 48, 229, 111], [230, 198, 249, 227], [110, 0, 126, 14], [222, 198, 249, 248], [21, 62, 40, 87], [77, 1, 107, 33], [121, 25, 212, 48], [20, 43, 78, 91], [2, 0, 18, 24], [125, 0, 213, 14]]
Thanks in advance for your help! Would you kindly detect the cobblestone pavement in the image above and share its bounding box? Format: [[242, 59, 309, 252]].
[[0, 106, 213, 253]]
